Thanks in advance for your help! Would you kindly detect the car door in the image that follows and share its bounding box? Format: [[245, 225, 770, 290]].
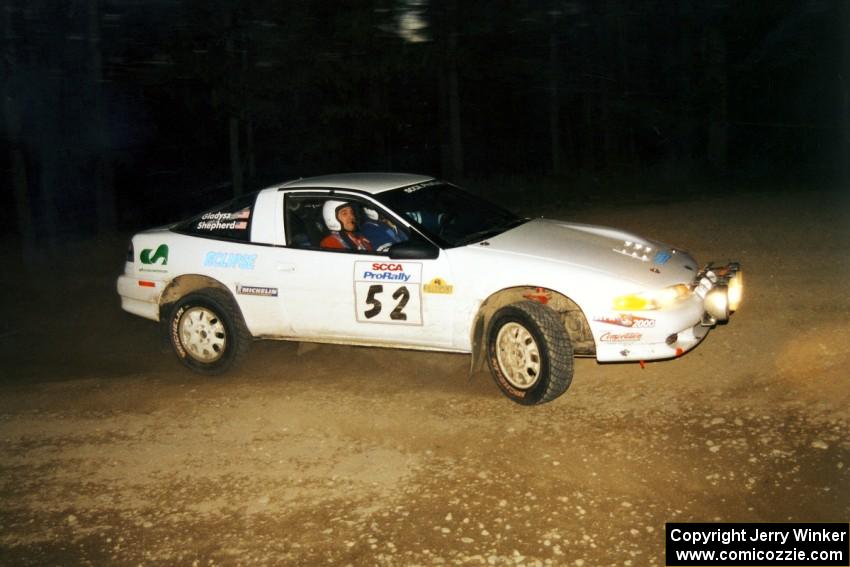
[[270, 191, 458, 349]]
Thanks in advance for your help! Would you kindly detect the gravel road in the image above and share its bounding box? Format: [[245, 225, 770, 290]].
[[1, 189, 848, 565]]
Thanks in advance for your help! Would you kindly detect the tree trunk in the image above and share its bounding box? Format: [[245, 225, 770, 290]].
[[438, 0, 463, 179], [245, 116, 256, 182], [677, 0, 697, 166], [601, 78, 614, 170], [601, 0, 617, 170], [225, 15, 244, 198], [582, 91, 596, 172], [706, 23, 728, 174], [447, 26, 463, 178], [229, 116, 243, 197], [35, 7, 64, 252], [2, 0, 36, 259], [841, 0, 850, 181], [548, 19, 562, 177], [88, 0, 116, 233]]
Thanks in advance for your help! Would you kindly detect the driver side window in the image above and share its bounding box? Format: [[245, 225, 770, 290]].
[[284, 194, 409, 254]]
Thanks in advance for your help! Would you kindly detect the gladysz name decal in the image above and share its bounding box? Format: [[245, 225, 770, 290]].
[[195, 208, 250, 231], [354, 262, 423, 325]]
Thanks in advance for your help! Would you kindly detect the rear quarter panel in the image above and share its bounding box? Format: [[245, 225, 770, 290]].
[[129, 230, 286, 336]]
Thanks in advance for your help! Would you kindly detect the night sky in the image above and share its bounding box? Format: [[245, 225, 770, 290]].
[[2, 0, 847, 249]]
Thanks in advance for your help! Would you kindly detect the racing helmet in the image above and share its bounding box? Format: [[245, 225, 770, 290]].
[[322, 200, 354, 231], [362, 206, 380, 221]]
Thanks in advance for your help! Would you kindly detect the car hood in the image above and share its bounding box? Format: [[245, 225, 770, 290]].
[[482, 218, 699, 288]]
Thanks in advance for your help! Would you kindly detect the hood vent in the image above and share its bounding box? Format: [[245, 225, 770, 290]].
[[612, 240, 653, 262]]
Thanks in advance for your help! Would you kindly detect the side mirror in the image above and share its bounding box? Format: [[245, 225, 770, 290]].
[[388, 240, 440, 260]]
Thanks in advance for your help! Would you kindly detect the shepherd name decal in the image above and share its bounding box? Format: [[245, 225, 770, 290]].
[[195, 208, 250, 231]]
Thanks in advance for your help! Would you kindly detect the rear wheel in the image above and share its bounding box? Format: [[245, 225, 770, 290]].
[[167, 289, 251, 374], [486, 301, 573, 405]]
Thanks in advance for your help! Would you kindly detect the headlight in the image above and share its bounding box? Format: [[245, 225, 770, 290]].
[[613, 284, 691, 311]]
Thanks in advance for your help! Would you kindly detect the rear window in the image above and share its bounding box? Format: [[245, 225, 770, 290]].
[[173, 193, 257, 242]]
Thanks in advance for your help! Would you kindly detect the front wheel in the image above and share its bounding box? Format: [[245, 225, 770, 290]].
[[167, 289, 251, 375], [486, 301, 574, 405]]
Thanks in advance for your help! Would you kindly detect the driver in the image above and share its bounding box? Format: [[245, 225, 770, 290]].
[[361, 206, 405, 252], [319, 200, 373, 251]]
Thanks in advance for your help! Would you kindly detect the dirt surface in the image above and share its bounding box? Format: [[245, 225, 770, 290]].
[[1, 190, 849, 566]]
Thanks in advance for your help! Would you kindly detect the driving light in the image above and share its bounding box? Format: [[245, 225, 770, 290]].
[[704, 285, 730, 321], [727, 271, 743, 312]]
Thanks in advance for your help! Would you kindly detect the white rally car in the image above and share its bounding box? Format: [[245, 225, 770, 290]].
[[117, 173, 742, 405]]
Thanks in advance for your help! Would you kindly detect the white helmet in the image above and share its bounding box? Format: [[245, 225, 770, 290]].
[[322, 200, 353, 231], [362, 206, 379, 221]]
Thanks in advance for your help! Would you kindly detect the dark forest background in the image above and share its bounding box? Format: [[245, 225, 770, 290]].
[[2, 0, 849, 255]]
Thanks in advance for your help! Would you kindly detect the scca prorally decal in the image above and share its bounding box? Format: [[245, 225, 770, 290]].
[[594, 314, 655, 328], [140, 244, 168, 265], [204, 252, 256, 270], [354, 261, 423, 326], [236, 285, 277, 297], [599, 331, 642, 343], [361, 262, 413, 283]]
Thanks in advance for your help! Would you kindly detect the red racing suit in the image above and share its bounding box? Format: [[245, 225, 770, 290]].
[[320, 231, 373, 251]]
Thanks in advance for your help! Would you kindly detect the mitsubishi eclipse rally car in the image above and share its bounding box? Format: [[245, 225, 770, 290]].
[[117, 173, 742, 405]]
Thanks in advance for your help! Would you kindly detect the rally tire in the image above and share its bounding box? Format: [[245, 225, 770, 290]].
[[167, 289, 252, 375], [486, 301, 574, 405]]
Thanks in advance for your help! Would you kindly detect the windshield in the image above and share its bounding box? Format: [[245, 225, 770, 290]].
[[377, 182, 527, 248]]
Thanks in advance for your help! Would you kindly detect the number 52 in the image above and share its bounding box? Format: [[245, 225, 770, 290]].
[[364, 284, 410, 321]]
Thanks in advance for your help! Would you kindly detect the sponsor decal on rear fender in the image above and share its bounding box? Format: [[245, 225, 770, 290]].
[[140, 244, 169, 273]]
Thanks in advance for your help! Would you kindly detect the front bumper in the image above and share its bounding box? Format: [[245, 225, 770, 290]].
[[594, 261, 742, 362]]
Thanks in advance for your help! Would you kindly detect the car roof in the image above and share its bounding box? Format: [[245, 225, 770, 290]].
[[278, 172, 435, 195]]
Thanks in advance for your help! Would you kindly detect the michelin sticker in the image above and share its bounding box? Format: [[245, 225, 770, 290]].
[[354, 262, 423, 325], [237, 285, 278, 297]]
